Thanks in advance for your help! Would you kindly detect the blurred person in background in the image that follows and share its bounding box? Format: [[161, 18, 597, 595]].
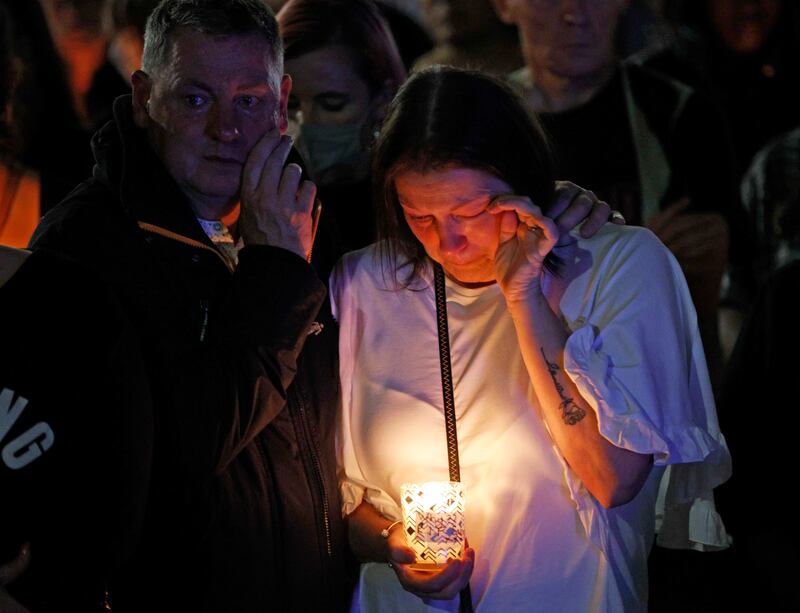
[[740, 127, 800, 279], [714, 253, 800, 612], [1, 4, 40, 247], [646, 0, 800, 183], [0, 0, 92, 216], [278, 0, 407, 252], [493, 0, 749, 390], [413, 0, 524, 75], [37, 0, 107, 128], [85, 0, 160, 129]]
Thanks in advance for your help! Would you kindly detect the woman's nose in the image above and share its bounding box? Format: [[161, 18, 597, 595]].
[[438, 219, 467, 255]]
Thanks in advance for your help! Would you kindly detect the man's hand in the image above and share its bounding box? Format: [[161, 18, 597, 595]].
[[648, 198, 729, 316], [386, 529, 475, 601], [240, 129, 317, 259], [0, 543, 31, 613], [546, 181, 622, 244]]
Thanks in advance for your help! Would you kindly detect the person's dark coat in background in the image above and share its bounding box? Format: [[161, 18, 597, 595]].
[[715, 260, 800, 612]]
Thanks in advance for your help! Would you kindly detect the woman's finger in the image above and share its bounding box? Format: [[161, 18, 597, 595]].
[[547, 180, 583, 219], [516, 213, 559, 250], [394, 554, 471, 596], [489, 194, 551, 229]]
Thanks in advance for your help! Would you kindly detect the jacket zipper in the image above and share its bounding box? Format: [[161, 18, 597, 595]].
[[138, 219, 331, 554], [137, 221, 229, 343], [137, 221, 235, 273], [198, 299, 209, 342], [291, 384, 333, 557]]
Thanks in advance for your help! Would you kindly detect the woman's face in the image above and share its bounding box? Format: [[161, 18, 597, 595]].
[[395, 166, 517, 287], [285, 44, 373, 126]]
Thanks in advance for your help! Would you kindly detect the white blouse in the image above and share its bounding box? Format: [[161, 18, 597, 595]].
[[331, 224, 731, 612]]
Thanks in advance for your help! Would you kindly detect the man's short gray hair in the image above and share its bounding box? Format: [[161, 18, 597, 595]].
[[142, 0, 282, 74]]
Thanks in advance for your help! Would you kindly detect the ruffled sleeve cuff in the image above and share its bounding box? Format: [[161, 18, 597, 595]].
[[560, 324, 732, 553]]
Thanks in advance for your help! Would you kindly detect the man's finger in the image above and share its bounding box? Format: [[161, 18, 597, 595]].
[[547, 180, 583, 219], [277, 163, 304, 206], [574, 197, 612, 238], [241, 128, 281, 198], [257, 135, 294, 196]]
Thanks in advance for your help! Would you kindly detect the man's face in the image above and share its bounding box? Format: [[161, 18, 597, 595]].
[[496, 0, 627, 81], [422, 0, 502, 45], [132, 27, 290, 216]]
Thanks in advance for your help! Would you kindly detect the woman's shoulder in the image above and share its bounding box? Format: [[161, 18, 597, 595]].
[[332, 242, 387, 290], [330, 242, 425, 320], [569, 223, 672, 264], [554, 223, 684, 294], [333, 241, 424, 289]]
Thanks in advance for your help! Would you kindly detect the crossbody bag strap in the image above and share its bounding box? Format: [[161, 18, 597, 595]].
[[433, 262, 474, 613]]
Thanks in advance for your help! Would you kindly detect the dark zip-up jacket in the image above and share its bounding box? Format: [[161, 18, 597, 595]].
[[31, 96, 350, 612]]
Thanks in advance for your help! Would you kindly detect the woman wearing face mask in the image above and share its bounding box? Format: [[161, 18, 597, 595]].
[[278, 0, 406, 252]]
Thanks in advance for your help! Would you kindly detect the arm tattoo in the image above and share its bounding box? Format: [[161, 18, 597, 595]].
[[540, 347, 586, 426]]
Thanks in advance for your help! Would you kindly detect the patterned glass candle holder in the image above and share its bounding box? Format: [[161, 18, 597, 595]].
[[400, 481, 466, 571]]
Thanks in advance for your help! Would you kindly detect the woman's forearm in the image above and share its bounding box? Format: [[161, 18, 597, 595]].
[[347, 500, 398, 563], [507, 290, 652, 508]]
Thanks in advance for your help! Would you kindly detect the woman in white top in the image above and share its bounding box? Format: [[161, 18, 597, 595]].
[[330, 67, 730, 612]]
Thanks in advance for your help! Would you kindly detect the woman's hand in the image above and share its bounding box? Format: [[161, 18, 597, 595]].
[[387, 529, 475, 601], [489, 194, 559, 303]]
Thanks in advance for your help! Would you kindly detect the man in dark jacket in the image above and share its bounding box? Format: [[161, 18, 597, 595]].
[[30, 0, 349, 610]]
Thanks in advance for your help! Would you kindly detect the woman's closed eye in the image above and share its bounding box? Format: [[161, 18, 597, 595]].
[[407, 214, 434, 225], [316, 93, 350, 112]]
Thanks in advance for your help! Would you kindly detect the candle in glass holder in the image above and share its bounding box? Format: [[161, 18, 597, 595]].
[[400, 481, 465, 571]]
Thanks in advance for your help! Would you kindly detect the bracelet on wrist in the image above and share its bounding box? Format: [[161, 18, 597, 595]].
[[380, 520, 401, 539]]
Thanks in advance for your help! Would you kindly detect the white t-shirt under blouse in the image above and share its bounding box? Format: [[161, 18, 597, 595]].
[[330, 225, 730, 612]]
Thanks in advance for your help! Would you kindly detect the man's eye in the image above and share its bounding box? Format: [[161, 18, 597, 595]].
[[238, 95, 260, 109], [183, 94, 206, 108]]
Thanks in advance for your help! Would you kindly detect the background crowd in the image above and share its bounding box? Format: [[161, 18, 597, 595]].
[[1, 0, 798, 611]]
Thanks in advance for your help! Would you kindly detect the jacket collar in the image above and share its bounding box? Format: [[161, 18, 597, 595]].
[[91, 95, 216, 249]]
